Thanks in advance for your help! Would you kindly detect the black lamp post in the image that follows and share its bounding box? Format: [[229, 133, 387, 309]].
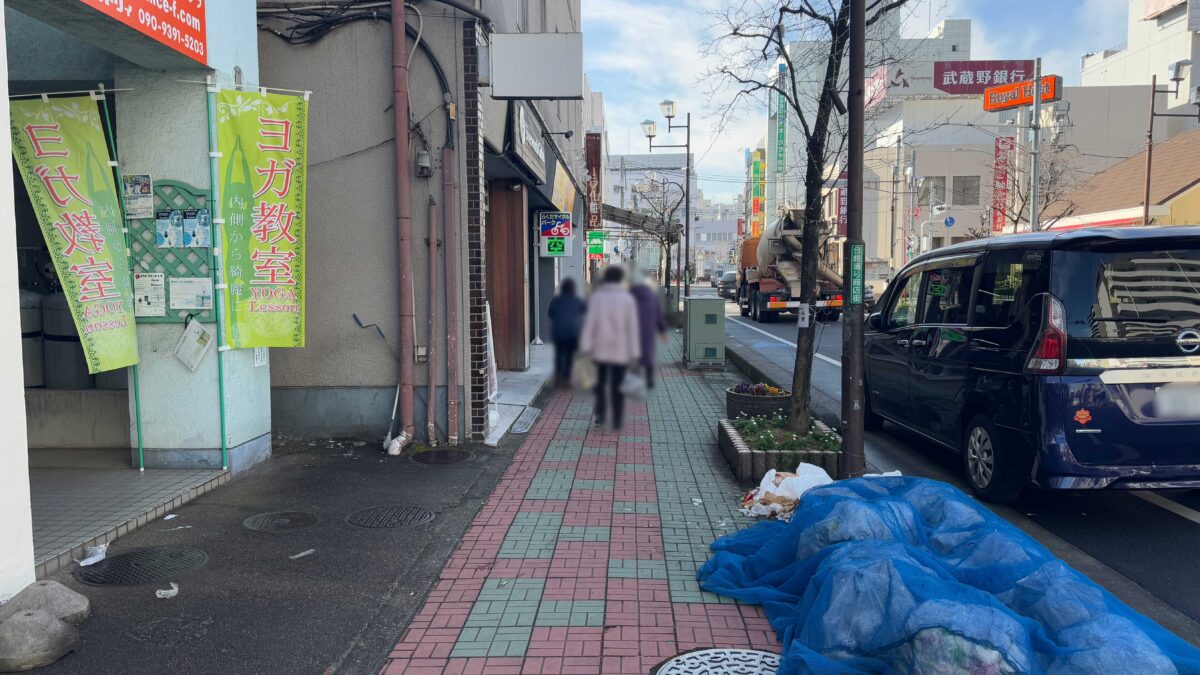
[[641, 100, 692, 313]]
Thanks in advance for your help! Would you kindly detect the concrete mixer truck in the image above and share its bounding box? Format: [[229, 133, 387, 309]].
[[735, 210, 847, 323]]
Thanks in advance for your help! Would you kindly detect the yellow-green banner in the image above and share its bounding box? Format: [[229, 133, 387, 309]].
[[216, 90, 307, 348], [10, 96, 138, 374]]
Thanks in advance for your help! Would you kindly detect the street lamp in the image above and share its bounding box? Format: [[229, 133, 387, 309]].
[[642, 100, 692, 356]]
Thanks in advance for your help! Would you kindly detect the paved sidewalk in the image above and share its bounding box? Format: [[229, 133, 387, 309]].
[[383, 339, 779, 674]]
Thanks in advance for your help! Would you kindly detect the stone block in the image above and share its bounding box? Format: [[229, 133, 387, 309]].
[[0, 609, 79, 671], [0, 581, 89, 626]]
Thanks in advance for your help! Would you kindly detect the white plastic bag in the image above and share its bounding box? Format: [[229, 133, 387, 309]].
[[619, 368, 648, 401]]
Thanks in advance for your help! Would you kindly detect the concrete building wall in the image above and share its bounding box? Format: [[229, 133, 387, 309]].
[[258, 7, 470, 441], [1082, 0, 1197, 109], [0, 6, 37, 602]]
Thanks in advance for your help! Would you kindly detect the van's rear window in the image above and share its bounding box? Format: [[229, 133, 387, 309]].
[[1054, 247, 1200, 338]]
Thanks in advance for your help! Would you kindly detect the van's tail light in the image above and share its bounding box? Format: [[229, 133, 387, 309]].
[[835, 294, 844, 302], [1025, 295, 1067, 374]]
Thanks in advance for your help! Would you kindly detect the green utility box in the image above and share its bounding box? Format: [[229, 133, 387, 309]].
[[685, 296, 726, 368]]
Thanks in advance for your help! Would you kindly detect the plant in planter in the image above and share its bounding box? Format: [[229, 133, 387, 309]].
[[717, 413, 841, 481], [726, 382, 792, 419]]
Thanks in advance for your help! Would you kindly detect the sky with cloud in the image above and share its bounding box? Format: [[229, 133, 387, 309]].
[[582, 0, 1132, 202]]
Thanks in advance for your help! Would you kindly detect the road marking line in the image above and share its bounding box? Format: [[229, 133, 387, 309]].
[[728, 318, 843, 367], [1134, 491, 1200, 526]]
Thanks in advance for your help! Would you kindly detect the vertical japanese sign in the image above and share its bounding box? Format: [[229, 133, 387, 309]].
[[992, 137, 1014, 234], [837, 188, 849, 236], [849, 243, 864, 305], [216, 90, 308, 348], [585, 132, 602, 230], [750, 151, 765, 237], [10, 96, 139, 373], [775, 64, 787, 179]]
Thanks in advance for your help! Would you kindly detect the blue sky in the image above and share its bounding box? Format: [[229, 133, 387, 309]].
[[582, 0, 1130, 202]]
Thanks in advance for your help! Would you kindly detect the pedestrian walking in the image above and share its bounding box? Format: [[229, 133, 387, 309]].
[[630, 272, 667, 389], [547, 277, 586, 388], [580, 266, 640, 430]]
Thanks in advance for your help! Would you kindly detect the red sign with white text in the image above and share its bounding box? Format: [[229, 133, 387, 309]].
[[992, 137, 1015, 233], [79, 0, 207, 65], [933, 60, 1035, 95]]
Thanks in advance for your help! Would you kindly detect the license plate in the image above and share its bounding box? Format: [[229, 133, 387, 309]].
[[1155, 384, 1200, 419]]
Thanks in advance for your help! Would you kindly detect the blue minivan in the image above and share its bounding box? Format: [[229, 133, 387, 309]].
[[865, 227, 1200, 502]]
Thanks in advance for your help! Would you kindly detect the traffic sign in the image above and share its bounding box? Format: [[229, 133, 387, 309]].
[[983, 75, 1062, 112], [944, 216, 955, 228]]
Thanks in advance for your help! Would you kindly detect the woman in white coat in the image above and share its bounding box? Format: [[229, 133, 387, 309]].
[[579, 266, 641, 430]]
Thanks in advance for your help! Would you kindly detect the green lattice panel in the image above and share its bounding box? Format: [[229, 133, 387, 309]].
[[128, 180, 215, 323]]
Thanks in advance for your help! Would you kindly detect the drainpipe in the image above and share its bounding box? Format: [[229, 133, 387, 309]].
[[443, 146, 461, 444], [389, 0, 415, 453], [427, 196, 439, 446]]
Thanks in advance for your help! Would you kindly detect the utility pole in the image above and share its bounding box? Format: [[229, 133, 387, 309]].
[[1028, 57, 1043, 231], [684, 112, 692, 302], [889, 136, 900, 267], [1144, 74, 1156, 226], [840, 0, 867, 479]]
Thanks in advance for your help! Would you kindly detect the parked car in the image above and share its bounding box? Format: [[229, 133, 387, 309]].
[[865, 227, 1200, 502], [716, 271, 738, 300]]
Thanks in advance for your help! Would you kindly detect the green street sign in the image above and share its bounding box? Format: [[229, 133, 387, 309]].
[[587, 230, 606, 257], [849, 243, 864, 305], [545, 237, 566, 256]]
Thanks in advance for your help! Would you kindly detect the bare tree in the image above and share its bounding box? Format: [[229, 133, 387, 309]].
[[1001, 142, 1082, 231], [705, 0, 912, 434], [631, 176, 686, 287]]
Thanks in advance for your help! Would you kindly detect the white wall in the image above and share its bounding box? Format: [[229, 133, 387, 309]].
[[1081, 0, 1197, 109], [0, 6, 37, 600]]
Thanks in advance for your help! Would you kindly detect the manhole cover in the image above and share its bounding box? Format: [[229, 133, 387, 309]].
[[411, 449, 474, 465], [346, 505, 435, 528], [243, 511, 319, 532], [653, 648, 780, 675], [74, 546, 208, 586]]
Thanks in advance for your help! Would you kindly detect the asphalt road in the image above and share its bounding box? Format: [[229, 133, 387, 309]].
[[699, 285, 1200, 642]]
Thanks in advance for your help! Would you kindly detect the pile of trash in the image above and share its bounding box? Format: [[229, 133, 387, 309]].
[[701, 477, 1200, 674], [738, 464, 899, 521]]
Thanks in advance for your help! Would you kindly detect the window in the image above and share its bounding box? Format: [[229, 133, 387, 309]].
[[975, 251, 1040, 327], [921, 259, 975, 325], [886, 272, 923, 329], [918, 176, 946, 205], [952, 176, 980, 205]]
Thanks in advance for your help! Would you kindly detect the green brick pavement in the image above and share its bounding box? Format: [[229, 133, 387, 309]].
[[524, 469, 575, 500], [533, 600, 606, 627], [613, 501, 658, 515], [557, 526, 610, 542], [572, 479, 613, 491], [452, 579, 546, 657], [497, 512, 563, 559]]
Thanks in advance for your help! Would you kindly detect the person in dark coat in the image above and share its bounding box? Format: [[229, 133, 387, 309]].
[[547, 277, 586, 387], [630, 272, 668, 389]]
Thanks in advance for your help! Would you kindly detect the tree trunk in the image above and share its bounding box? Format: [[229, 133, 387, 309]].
[[786, 0, 852, 435]]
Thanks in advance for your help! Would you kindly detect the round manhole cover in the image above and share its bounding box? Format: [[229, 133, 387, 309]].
[[411, 449, 475, 465], [243, 511, 319, 532], [653, 649, 780, 675], [346, 505, 435, 529], [74, 546, 208, 587]]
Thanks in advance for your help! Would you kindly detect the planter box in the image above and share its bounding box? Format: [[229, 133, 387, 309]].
[[717, 418, 841, 483], [726, 388, 792, 420]]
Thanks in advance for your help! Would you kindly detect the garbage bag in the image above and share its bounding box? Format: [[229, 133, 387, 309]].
[[698, 477, 1200, 675]]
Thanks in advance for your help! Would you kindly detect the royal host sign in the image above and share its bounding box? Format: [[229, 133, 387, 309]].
[[79, 0, 207, 65]]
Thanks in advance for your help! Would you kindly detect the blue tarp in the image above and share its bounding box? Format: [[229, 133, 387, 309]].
[[698, 477, 1200, 674]]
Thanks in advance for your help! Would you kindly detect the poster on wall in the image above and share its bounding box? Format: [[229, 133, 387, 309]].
[[183, 208, 210, 247], [122, 173, 153, 219], [9, 95, 139, 373], [133, 271, 166, 317], [169, 277, 213, 310], [216, 89, 308, 348], [156, 209, 182, 248]]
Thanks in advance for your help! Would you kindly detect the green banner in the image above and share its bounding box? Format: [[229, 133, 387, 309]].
[[216, 90, 308, 348], [10, 96, 138, 374]]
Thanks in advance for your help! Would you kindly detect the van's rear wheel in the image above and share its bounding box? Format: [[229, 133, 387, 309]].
[[963, 415, 1021, 503]]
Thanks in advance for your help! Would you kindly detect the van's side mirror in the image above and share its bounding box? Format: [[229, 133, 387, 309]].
[[868, 313, 882, 331]]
